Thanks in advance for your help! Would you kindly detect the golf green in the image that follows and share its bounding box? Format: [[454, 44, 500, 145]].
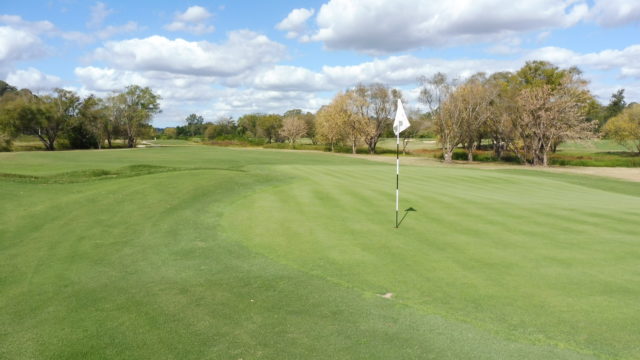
[[1, 146, 638, 359]]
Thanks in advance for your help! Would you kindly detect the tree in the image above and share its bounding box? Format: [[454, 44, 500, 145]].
[[256, 114, 282, 143], [509, 63, 594, 165], [0, 85, 23, 151], [237, 113, 282, 142], [419, 72, 460, 162], [119, 85, 161, 148], [603, 104, 640, 153], [400, 107, 430, 155], [342, 91, 369, 154], [10, 88, 80, 151], [184, 113, 204, 136], [456, 74, 494, 162], [163, 127, 177, 139], [279, 115, 308, 146], [285, 109, 316, 144], [237, 113, 260, 137], [204, 116, 237, 139], [103, 94, 124, 148], [603, 89, 626, 123], [315, 105, 344, 152], [68, 95, 105, 149], [485, 72, 518, 159], [513, 83, 593, 166], [0, 80, 17, 97]]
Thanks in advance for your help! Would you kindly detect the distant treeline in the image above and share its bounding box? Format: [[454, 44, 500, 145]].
[[2, 60, 639, 164]]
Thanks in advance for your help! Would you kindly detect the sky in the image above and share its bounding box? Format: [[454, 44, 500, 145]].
[[1, 0, 640, 127]]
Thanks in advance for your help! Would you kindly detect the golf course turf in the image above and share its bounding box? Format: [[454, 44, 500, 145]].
[[1, 145, 639, 359]]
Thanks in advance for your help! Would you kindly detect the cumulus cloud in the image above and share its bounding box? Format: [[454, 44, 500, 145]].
[[165, 6, 215, 34], [87, 2, 113, 28], [305, 0, 588, 53], [90, 31, 286, 77], [527, 45, 640, 79], [6, 67, 62, 90], [589, 0, 640, 26], [276, 8, 314, 39], [0, 26, 46, 67]]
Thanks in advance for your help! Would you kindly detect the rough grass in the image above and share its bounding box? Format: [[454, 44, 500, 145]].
[[1, 146, 638, 359]]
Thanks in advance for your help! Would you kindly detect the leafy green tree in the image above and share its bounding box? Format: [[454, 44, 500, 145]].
[[237, 113, 260, 137], [603, 104, 640, 153], [0, 84, 23, 151], [204, 117, 237, 140], [256, 114, 282, 143], [0, 80, 17, 97], [10, 88, 80, 151], [163, 127, 177, 139], [184, 113, 205, 136], [604, 89, 626, 122], [119, 85, 161, 148], [67, 95, 106, 149]]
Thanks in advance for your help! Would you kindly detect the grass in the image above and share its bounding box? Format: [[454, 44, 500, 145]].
[[1, 146, 639, 359]]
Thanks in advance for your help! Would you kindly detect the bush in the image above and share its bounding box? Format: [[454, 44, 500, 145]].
[[0, 132, 12, 152], [66, 123, 98, 149]]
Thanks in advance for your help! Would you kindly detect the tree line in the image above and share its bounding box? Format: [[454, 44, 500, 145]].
[[0, 81, 160, 151], [418, 61, 637, 165], [2, 60, 638, 163]]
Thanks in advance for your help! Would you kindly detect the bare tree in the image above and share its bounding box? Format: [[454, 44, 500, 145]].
[[512, 82, 593, 166], [279, 115, 308, 146], [458, 75, 494, 162], [485, 72, 517, 159], [419, 73, 461, 163]]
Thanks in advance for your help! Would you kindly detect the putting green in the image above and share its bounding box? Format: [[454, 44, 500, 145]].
[[1, 146, 638, 359]]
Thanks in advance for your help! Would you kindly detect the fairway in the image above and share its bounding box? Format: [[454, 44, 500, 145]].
[[1, 146, 639, 359]]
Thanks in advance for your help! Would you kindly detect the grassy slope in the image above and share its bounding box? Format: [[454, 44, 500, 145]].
[[0, 146, 636, 359]]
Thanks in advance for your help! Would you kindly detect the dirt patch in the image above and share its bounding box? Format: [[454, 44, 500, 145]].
[[340, 153, 640, 182], [379, 292, 393, 299]]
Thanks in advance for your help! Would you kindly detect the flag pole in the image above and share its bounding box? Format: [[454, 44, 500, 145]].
[[395, 132, 400, 228], [393, 99, 409, 229]]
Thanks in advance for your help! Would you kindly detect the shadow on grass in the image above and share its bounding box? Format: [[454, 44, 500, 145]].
[[397, 207, 417, 228]]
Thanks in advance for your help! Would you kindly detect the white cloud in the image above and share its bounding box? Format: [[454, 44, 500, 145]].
[[526, 45, 640, 79], [90, 31, 286, 77], [87, 2, 113, 29], [6, 67, 62, 90], [0, 26, 46, 67], [165, 6, 215, 34], [1, 13, 138, 46], [251, 65, 329, 91], [0, 14, 55, 34], [176, 6, 212, 23], [486, 37, 523, 55], [96, 21, 140, 40], [276, 8, 314, 39], [307, 0, 589, 53], [589, 0, 640, 26]]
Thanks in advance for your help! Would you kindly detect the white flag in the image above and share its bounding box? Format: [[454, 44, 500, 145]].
[[393, 99, 410, 135]]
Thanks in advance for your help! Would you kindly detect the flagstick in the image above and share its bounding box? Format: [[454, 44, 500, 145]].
[[395, 133, 400, 228]]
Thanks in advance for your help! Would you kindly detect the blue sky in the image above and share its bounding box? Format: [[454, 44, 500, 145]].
[[1, 0, 640, 127]]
